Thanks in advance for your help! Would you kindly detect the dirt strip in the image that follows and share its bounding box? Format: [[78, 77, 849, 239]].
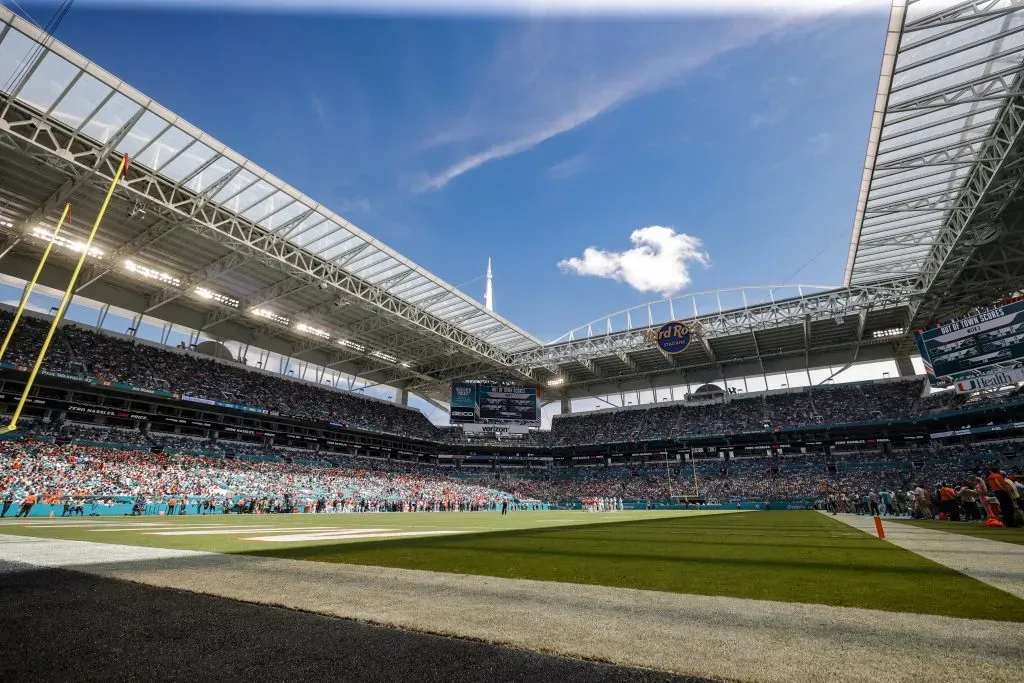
[[827, 513, 1024, 600], [1, 534, 1022, 683]]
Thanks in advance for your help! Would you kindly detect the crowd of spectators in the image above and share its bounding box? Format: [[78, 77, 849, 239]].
[[0, 433, 1020, 518], [2, 311, 439, 440], [548, 380, 928, 445], [1, 310, 1022, 448], [0, 439, 511, 516]]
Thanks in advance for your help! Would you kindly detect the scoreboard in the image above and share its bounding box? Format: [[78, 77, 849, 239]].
[[450, 382, 540, 426], [916, 299, 1024, 386]]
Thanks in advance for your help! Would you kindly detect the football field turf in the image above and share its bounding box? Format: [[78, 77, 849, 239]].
[[3, 509, 1023, 621]]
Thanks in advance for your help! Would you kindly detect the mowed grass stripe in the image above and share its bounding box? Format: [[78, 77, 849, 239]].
[[246, 510, 1024, 621], [893, 519, 1024, 546]]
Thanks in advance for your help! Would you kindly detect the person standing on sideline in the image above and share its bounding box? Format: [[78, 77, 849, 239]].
[[0, 490, 13, 518], [501, 499, 508, 516], [15, 491, 36, 518], [988, 468, 1018, 528]]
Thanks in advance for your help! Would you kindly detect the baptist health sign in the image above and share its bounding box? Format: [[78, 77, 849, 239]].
[[643, 321, 693, 355], [956, 366, 1024, 393]]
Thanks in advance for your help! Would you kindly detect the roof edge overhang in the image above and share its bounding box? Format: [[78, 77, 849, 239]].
[[844, 0, 908, 286]]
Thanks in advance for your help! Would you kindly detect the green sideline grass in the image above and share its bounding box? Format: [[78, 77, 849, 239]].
[[893, 519, 1024, 546], [247, 510, 1024, 621]]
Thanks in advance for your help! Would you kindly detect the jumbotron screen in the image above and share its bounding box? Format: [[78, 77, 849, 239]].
[[449, 381, 540, 426], [915, 298, 1024, 387]]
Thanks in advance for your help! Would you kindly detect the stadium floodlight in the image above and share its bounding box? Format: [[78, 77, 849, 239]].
[[194, 287, 240, 309], [0, 217, 13, 228], [295, 323, 330, 341], [371, 350, 398, 363], [546, 377, 565, 386], [251, 308, 290, 326], [124, 260, 181, 287], [31, 226, 104, 259], [872, 327, 905, 339], [338, 338, 366, 353]]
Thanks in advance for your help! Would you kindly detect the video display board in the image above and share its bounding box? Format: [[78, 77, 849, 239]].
[[450, 382, 540, 426], [916, 300, 1024, 386]]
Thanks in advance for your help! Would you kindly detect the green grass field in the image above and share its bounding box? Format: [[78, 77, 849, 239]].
[[3, 509, 1022, 621], [893, 518, 1024, 546]]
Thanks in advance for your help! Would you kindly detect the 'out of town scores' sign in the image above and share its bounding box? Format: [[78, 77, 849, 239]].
[[643, 321, 693, 355]]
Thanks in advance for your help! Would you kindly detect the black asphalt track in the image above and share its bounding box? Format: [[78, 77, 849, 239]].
[[0, 560, 718, 682]]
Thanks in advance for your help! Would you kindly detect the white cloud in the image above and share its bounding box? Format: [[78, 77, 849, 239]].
[[558, 226, 709, 297], [547, 154, 588, 180], [808, 131, 832, 155]]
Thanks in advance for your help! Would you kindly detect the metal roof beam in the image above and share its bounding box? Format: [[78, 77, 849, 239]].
[[615, 350, 639, 373], [906, 85, 1024, 335], [904, 0, 1024, 33]]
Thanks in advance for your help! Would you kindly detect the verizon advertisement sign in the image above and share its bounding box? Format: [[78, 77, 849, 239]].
[[461, 423, 530, 435], [956, 367, 1024, 393]]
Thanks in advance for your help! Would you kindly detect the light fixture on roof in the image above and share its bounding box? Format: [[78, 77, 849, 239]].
[[371, 350, 398, 363], [124, 260, 181, 287], [31, 226, 104, 259], [251, 308, 290, 326], [0, 218, 13, 229], [547, 377, 565, 387], [195, 287, 240, 308], [872, 327, 905, 339], [296, 323, 330, 341], [338, 338, 366, 353]]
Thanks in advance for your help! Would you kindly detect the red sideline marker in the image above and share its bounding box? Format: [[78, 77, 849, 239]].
[[873, 515, 886, 540]]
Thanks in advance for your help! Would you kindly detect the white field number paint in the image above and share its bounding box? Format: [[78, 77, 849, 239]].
[[246, 530, 466, 543]]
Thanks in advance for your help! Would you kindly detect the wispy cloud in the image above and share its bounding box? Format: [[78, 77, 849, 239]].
[[337, 197, 374, 214], [547, 155, 588, 180], [808, 132, 832, 155], [558, 225, 710, 297], [309, 93, 329, 130], [415, 19, 793, 192]]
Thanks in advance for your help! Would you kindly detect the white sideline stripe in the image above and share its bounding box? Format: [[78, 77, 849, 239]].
[[828, 513, 1024, 600], [245, 530, 463, 542], [149, 528, 393, 536], [0, 533, 1021, 683]]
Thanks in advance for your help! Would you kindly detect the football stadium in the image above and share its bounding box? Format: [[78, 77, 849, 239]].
[[1, 1, 1024, 681]]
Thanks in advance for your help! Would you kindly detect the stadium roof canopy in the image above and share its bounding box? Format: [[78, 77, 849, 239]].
[[2, 1, 1024, 405], [0, 6, 542, 403]]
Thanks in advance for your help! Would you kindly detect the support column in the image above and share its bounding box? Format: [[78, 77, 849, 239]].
[[895, 355, 916, 377], [395, 388, 409, 406], [560, 395, 571, 414]]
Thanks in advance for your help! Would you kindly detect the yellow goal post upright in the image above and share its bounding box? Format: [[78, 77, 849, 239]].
[[0, 202, 71, 362], [1, 154, 130, 434]]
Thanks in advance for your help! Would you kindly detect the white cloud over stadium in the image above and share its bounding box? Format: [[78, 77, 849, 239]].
[[558, 226, 709, 297]]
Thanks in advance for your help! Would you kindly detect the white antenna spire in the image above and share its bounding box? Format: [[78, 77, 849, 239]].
[[485, 257, 494, 311]]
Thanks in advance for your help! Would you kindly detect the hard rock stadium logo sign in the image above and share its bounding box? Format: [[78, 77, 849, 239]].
[[642, 321, 693, 355]]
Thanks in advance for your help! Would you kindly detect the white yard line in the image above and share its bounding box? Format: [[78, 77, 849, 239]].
[[143, 526, 362, 536], [0, 533, 1021, 683], [245, 530, 464, 542], [827, 512, 1024, 600]]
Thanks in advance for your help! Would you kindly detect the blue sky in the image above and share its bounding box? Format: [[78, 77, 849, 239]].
[[13, 2, 889, 342]]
